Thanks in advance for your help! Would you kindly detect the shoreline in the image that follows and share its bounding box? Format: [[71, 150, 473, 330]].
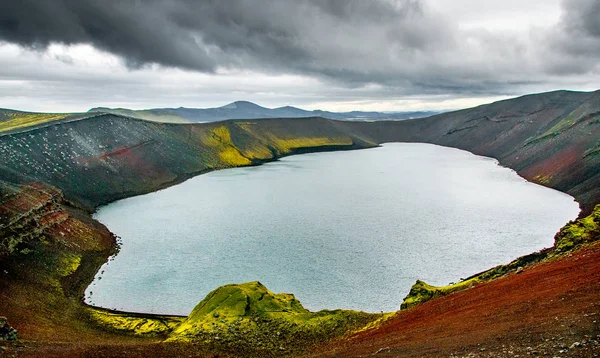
[[83, 142, 579, 317]]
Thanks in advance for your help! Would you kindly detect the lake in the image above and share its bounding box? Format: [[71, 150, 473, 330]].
[[86, 143, 579, 315]]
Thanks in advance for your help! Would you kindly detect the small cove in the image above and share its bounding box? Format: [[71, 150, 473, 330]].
[[86, 143, 580, 315]]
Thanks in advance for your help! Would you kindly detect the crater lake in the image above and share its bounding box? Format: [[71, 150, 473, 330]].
[[86, 143, 580, 314]]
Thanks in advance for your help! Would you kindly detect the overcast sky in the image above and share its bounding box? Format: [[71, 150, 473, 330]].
[[0, 0, 599, 112]]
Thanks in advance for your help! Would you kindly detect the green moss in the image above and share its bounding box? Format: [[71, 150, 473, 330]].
[[553, 205, 600, 253], [0, 112, 70, 132], [189, 282, 305, 322], [524, 109, 584, 145], [168, 281, 379, 355], [269, 136, 352, 154], [345, 311, 396, 333], [56, 253, 82, 277], [43, 253, 83, 289], [171, 281, 320, 336], [533, 174, 552, 185], [401, 278, 480, 309], [87, 307, 184, 336], [200, 126, 253, 167]]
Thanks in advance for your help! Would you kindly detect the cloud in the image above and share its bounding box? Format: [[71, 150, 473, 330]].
[[0, 1, 504, 89], [542, 0, 600, 75], [0, 0, 217, 70], [0, 0, 598, 111]]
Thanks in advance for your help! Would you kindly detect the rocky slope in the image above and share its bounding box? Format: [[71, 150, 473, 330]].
[[0, 181, 119, 342]]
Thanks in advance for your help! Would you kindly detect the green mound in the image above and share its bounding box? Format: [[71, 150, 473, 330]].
[[401, 279, 480, 309], [168, 281, 379, 355], [173, 281, 308, 333]]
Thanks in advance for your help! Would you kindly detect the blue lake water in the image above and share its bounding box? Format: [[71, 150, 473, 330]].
[[86, 143, 580, 315]]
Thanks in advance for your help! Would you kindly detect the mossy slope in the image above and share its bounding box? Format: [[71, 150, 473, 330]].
[[0, 109, 98, 135], [87, 307, 184, 337], [174, 281, 308, 334], [401, 279, 480, 310], [554, 204, 600, 252], [85, 280, 380, 355], [0, 181, 121, 342], [169, 281, 379, 356], [0, 110, 70, 133]]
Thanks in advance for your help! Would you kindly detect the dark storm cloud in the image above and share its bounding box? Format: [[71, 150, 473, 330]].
[[562, 0, 600, 38], [0, 0, 455, 87], [535, 0, 600, 76], [0, 0, 218, 70], [0, 0, 598, 98]]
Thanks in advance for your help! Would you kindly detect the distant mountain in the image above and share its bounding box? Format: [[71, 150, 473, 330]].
[[88, 101, 439, 123]]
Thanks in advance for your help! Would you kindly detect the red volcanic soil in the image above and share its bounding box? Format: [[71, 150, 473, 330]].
[[522, 143, 583, 181], [311, 243, 600, 358]]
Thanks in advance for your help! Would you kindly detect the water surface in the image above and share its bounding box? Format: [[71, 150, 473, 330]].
[[86, 143, 579, 314]]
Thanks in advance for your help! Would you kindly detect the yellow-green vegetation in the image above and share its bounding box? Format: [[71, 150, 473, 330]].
[[44, 252, 83, 290], [87, 307, 184, 336], [200, 125, 253, 167], [540, 117, 578, 139], [234, 121, 360, 160], [268, 136, 353, 155], [168, 281, 379, 355], [0, 111, 70, 133], [232, 123, 277, 160], [218, 147, 252, 166], [172, 281, 308, 335], [553, 204, 600, 253], [56, 253, 82, 277], [401, 278, 480, 309], [526, 109, 585, 144], [402, 205, 600, 309], [533, 174, 552, 185], [353, 311, 397, 333]]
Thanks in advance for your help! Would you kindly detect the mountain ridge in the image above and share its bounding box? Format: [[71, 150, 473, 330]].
[[88, 101, 439, 123]]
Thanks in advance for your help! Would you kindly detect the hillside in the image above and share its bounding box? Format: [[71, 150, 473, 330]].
[[89, 101, 438, 123], [0, 109, 96, 135], [340, 90, 600, 214], [0, 116, 376, 210], [1, 89, 600, 356]]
